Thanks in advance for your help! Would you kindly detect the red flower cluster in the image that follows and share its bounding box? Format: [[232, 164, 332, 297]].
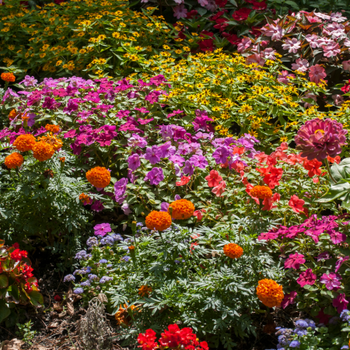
[[138, 324, 209, 350], [11, 248, 28, 261]]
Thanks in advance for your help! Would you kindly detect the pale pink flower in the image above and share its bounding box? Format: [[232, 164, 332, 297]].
[[330, 12, 347, 22], [282, 38, 301, 53], [291, 59, 309, 72], [246, 53, 265, 66], [342, 60, 350, 71], [173, 4, 187, 19], [262, 48, 276, 60], [261, 24, 285, 41], [278, 70, 295, 84], [305, 34, 320, 49], [323, 42, 341, 58], [237, 38, 252, 52]]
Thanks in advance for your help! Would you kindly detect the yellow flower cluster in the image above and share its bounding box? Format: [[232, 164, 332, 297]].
[[139, 51, 326, 142], [0, 0, 191, 79]]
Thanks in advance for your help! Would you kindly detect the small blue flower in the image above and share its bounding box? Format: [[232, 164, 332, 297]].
[[304, 318, 316, 329], [99, 259, 108, 264], [88, 274, 99, 281], [340, 310, 350, 322], [289, 341, 300, 348], [121, 256, 131, 262], [174, 260, 180, 264], [75, 250, 87, 260], [99, 276, 113, 284], [86, 237, 99, 247], [294, 329, 307, 337], [80, 281, 91, 287], [111, 233, 123, 241], [136, 222, 143, 227], [74, 287, 84, 294], [107, 264, 112, 268], [63, 274, 75, 282], [341, 345, 349, 349], [101, 236, 115, 246], [295, 320, 308, 329]]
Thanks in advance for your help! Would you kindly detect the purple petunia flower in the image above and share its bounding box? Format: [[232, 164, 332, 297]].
[[333, 293, 349, 313], [335, 256, 349, 273], [160, 202, 170, 212], [144, 167, 164, 185], [91, 200, 104, 212], [128, 154, 140, 171], [94, 223, 112, 237], [212, 146, 230, 164], [145, 145, 161, 164], [295, 118, 347, 161], [114, 178, 128, 204]]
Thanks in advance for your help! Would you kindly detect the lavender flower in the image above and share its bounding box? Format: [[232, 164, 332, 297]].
[[73, 288, 84, 294], [114, 178, 128, 204], [63, 274, 75, 282], [80, 281, 91, 287], [88, 274, 99, 281], [75, 250, 88, 260], [99, 259, 108, 264], [86, 237, 99, 247], [99, 276, 113, 284], [121, 256, 131, 262], [295, 118, 347, 161], [111, 233, 123, 242], [100, 236, 115, 246], [128, 154, 140, 171]]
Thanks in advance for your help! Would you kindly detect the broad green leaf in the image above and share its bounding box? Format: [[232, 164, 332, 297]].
[[28, 291, 44, 306], [0, 274, 8, 289], [0, 300, 10, 324]]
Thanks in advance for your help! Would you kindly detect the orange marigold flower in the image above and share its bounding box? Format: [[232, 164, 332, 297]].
[[223, 243, 243, 259], [145, 211, 172, 231], [13, 134, 36, 152], [38, 133, 63, 151], [86, 166, 111, 188], [115, 304, 137, 326], [168, 199, 195, 220], [138, 285, 152, 297], [59, 157, 65, 163], [79, 193, 92, 205], [256, 279, 284, 308], [4, 152, 24, 169], [8, 109, 18, 120], [129, 245, 135, 250], [32, 141, 55, 161], [45, 124, 60, 134], [250, 185, 273, 199], [21, 114, 29, 122], [1, 72, 15, 82]]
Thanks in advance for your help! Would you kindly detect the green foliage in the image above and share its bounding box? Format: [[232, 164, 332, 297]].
[[71, 225, 283, 349], [0, 148, 92, 255], [16, 320, 37, 347]]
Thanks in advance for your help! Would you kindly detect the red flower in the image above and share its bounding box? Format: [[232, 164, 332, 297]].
[[303, 159, 322, 177], [341, 80, 350, 93], [193, 209, 206, 221], [215, 0, 227, 7], [263, 167, 283, 189], [186, 10, 199, 19], [289, 195, 307, 214], [246, 0, 267, 10], [262, 193, 280, 211], [212, 180, 226, 197], [222, 32, 240, 45], [199, 31, 215, 52], [205, 170, 223, 187], [327, 155, 341, 164], [11, 249, 28, 262], [176, 176, 191, 186], [232, 8, 252, 21], [54, 295, 62, 301]]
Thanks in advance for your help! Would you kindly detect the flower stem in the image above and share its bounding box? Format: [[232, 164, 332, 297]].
[[325, 158, 337, 184]]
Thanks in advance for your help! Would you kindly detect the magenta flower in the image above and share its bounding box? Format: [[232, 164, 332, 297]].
[[295, 118, 347, 161], [94, 223, 112, 237], [144, 167, 164, 185], [333, 293, 349, 313], [335, 256, 349, 273], [128, 154, 140, 171], [281, 291, 297, 309], [284, 252, 305, 270], [320, 273, 341, 290], [114, 178, 128, 204], [145, 146, 161, 165], [297, 268, 316, 288]]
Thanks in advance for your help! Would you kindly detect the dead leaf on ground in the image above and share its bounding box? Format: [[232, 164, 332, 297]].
[[1, 338, 24, 350], [48, 321, 59, 329], [67, 301, 74, 316], [31, 345, 49, 350], [53, 302, 63, 313]]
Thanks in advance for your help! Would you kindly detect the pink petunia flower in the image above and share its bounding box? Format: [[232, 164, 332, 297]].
[[284, 252, 305, 270], [309, 65, 327, 84], [320, 272, 341, 290], [297, 268, 316, 288]]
